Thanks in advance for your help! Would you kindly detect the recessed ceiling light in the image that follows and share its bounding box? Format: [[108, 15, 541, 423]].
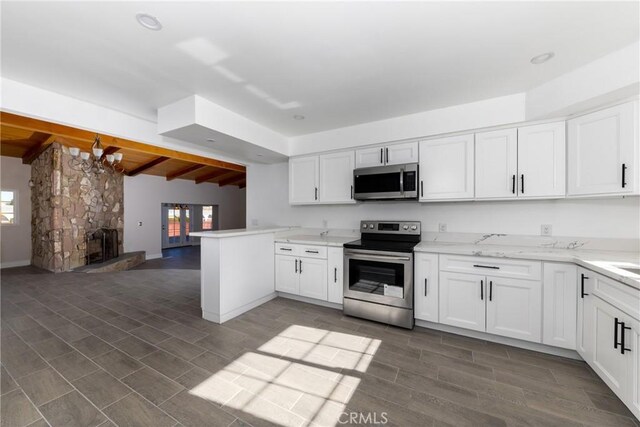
[[206, 138, 215, 142], [136, 13, 162, 31], [293, 115, 305, 120], [530, 52, 555, 65]]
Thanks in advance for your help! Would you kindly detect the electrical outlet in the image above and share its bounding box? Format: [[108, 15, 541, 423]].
[[541, 224, 552, 236], [439, 223, 447, 233], [137, 221, 142, 227]]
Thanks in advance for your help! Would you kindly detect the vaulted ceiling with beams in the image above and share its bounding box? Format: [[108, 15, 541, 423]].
[[0, 113, 246, 188]]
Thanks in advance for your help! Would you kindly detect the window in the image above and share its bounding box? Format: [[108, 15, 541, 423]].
[[1, 190, 17, 225], [202, 205, 214, 230]]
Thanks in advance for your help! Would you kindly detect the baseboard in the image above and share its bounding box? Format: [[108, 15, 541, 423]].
[[0, 260, 31, 269], [415, 319, 582, 360], [276, 292, 343, 310], [203, 292, 278, 324], [146, 253, 163, 260]]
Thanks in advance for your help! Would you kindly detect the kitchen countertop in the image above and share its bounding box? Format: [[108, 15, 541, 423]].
[[415, 241, 640, 289], [275, 234, 356, 247], [191, 227, 293, 238]]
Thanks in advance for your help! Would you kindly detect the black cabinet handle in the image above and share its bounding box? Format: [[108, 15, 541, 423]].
[[315, 187, 318, 200], [305, 250, 319, 254], [299, 259, 302, 273], [521, 174, 524, 194], [622, 164, 627, 188], [489, 281, 493, 301], [621, 322, 631, 354], [473, 264, 499, 270], [380, 148, 383, 164], [334, 267, 337, 283], [424, 278, 427, 297], [581, 274, 589, 298], [480, 279, 484, 300], [614, 317, 620, 349], [351, 185, 354, 199], [512, 175, 516, 194], [295, 259, 298, 273], [385, 147, 389, 164], [420, 181, 424, 197], [280, 248, 292, 251]]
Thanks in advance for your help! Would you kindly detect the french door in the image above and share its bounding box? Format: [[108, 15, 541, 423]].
[[162, 204, 191, 248]]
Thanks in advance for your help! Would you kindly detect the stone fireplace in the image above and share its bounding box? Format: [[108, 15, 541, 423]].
[[31, 142, 124, 272]]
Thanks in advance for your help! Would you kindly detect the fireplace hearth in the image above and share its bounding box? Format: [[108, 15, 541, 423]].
[[86, 228, 119, 265]]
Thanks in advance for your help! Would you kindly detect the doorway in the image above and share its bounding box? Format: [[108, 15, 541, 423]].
[[161, 203, 219, 249]]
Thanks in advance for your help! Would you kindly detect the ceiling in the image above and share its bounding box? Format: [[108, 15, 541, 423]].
[[0, 113, 246, 188], [1, 2, 638, 137]]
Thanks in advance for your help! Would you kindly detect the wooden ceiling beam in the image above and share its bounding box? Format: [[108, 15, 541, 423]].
[[126, 156, 169, 176], [0, 112, 246, 173], [238, 181, 246, 189], [21, 133, 57, 164], [166, 164, 205, 181], [218, 173, 246, 187], [102, 146, 120, 156], [194, 169, 228, 184]]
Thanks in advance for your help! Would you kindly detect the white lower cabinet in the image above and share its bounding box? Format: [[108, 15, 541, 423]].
[[275, 255, 300, 294], [299, 257, 327, 300], [327, 248, 344, 304], [439, 272, 486, 332], [577, 268, 594, 360], [543, 263, 577, 349], [414, 253, 439, 322], [486, 276, 542, 342]]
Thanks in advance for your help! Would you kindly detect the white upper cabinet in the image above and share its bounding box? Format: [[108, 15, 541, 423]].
[[475, 128, 518, 199], [568, 101, 638, 196], [319, 151, 355, 203], [289, 156, 319, 204], [355, 146, 385, 168], [414, 253, 439, 322], [517, 122, 566, 198], [419, 135, 474, 201], [355, 142, 418, 168], [386, 141, 419, 165]]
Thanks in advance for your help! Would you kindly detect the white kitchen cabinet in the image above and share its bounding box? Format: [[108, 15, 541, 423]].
[[275, 255, 300, 294], [386, 141, 419, 165], [543, 263, 577, 349], [414, 253, 439, 322], [439, 272, 486, 332], [568, 101, 638, 196], [590, 296, 630, 398], [319, 151, 355, 203], [355, 142, 418, 168], [419, 135, 474, 201], [577, 268, 595, 361], [629, 317, 640, 418], [486, 276, 542, 343], [299, 257, 327, 300], [289, 156, 319, 204], [475, 128, 518, 199], [517, 122, 566, 198], [327, 248, 344, 304], [355, 146, 385, 168]]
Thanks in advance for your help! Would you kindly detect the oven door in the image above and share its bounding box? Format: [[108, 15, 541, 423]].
[[343, 249, 413, 309], [353, 163, 418, 200]]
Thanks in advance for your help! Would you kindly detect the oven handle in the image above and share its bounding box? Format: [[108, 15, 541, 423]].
[[345, 251, 411, 262]]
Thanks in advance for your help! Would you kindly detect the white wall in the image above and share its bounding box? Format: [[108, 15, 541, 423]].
[[124, 174, 246, 258], [0, 157, 32, 267], [247, 162, 640, 240]]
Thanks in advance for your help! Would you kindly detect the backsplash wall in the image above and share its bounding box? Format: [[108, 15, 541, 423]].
[[247, 162, 640, 240]]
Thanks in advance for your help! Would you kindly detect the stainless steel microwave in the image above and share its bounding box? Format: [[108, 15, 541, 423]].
[[353, 163, 419, 201]]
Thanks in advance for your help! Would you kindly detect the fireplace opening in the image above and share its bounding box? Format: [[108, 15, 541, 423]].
[[86, 228, 119, 265]]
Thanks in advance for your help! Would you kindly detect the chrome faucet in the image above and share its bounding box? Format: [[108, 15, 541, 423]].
[[320, 229, 330, 237]]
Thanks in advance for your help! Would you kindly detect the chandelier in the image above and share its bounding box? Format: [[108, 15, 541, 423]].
[[68, 134, 126, 174]]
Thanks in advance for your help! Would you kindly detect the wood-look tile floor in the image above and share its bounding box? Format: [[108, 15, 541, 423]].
[[2, 258, 638, 427]]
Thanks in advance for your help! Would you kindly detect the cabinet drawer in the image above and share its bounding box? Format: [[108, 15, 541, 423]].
[[275, 243, 300, 256], [439, 255, 541, 281], [591, 271, 640, 321], [299, 245, 327, 259]]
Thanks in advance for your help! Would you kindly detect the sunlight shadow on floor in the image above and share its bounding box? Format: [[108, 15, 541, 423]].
[[189, 324, 381, 426]]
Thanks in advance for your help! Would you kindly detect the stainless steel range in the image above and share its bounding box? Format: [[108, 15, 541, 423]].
[[343, 220, 421, 329]]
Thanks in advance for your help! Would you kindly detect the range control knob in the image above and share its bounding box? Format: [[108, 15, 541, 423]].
[[362, 224, 368, 229], [369, 224, 375, 229], [411, 225, 418, 231], [403, 225, 409, 230]]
